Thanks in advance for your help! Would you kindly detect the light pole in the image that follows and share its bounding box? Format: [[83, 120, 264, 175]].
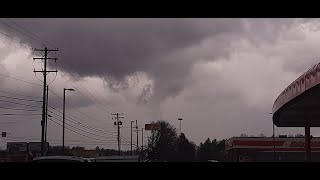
[[178, 118, 183, 135], [63, 88, 75, 153]]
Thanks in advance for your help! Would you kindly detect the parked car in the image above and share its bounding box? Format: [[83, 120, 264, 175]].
[[32, 156, 87, 162], [84, 158, 96, 162]]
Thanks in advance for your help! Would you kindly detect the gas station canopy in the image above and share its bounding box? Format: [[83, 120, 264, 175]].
[[273, 62, 320, 127]]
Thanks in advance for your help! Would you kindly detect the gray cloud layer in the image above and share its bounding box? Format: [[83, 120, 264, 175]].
[[0, 18, 302, 104], [2, 18, 320, 147]]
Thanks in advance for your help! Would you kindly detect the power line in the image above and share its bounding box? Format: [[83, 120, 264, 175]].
[[0, 95, 41, 102], [0, 19, 45, 47], [48, 117, 116, 142], [0, 106, 40, 112], [48, 88, 111, 127], [55, 66, 109, 115], [58, 62, 112, 106], [48, 109, 117, 139], [0, 31, 28, 45], [0, 65, 112, 132], [0, 66, 109, 129], [48, 104, 116, 136], [0, 113, 41, 116], [0, 73, 41, 86], [0, 99, 41, 108], [0, 116, 40, 124], [57, 61, 112, 109], [0, 90, 41, 99], [6, 18, 57, 49], [49, 115, 115, 140]]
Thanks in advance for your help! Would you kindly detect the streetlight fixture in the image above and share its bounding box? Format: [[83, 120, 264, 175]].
[[63, 88, 75, 153]]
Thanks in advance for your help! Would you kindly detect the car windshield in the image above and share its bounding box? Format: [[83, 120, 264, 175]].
[[33, 159, 81, 162], [1, 18, 319, 163]]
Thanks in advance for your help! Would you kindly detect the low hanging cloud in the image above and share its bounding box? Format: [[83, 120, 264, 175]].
[[0, 18, 305, 105], [2, 18, 320, 147]]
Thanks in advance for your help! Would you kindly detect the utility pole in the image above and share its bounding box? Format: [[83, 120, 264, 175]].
[[130, 120, 135, 155], [141, 128, 144, 158], [44, 85, 49, 155], [112, 113, 124, 156], [33, 47, 58, 156], [136, 120, 138, 154]]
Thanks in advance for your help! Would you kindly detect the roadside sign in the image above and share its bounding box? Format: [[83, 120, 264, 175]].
[[145, 123, 161, 131], [7, 142, 27, 153], [28, 142, 49, 153]]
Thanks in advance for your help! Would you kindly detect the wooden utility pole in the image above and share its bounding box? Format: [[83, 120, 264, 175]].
[[33, 47, 58, 156], [112, 113, 124, 155]]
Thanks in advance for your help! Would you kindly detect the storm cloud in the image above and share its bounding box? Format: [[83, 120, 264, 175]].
[[1, 18, 320, 148], [0, 18, 303, 103]]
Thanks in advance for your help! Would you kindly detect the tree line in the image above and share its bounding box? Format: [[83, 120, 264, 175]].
[[145, 120, 225, 162]]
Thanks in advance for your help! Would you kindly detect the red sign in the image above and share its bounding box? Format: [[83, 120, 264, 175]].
[[226, 137, 320, 151], [290, 141, 320, 147], [145, 123, 160, 131]]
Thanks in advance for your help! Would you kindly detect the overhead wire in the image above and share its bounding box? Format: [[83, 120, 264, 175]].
[[48, 117, 117, 142], [0, 113, 41, 116], [48, 88, 112, 127], [0, 89, 41, 99], [47, 107, 117, 138], [1, 20, 114, 128], [0, 73, 41, 86], [54, 65, 109, 115], [48, 115, 116, 140], [6, 18, 57, 49], [0, 20, 123, 144], [3, 18, 112, 112], [0, 19, 45, 47], [0, 72, 110, 130], [0, 95, 41, 102], [0, 31, 32, 47], [0, 99, 41, 108], [57, 60, 112, 109], [0, 106, 40, 112], [48, 107, 114, 138]]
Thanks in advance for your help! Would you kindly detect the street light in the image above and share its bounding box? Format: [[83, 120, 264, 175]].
[[178, 118, 183, 135], [63, 88, 75, 153]]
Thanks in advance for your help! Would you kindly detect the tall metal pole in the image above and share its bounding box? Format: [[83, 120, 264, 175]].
[[63, 88, 66, 153]]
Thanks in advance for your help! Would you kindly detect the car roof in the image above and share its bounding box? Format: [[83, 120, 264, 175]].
[[33, 156, 86, 162]]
